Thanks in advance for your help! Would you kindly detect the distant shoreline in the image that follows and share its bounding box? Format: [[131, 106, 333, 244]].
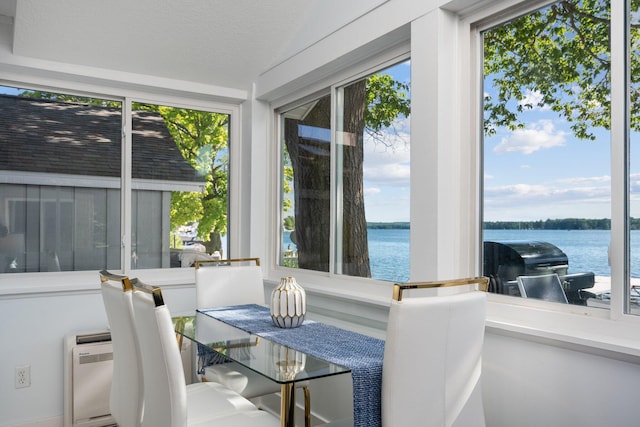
[[367, 218, 640, 230], [367, 222, 410, 229], [485, 218, 615, 231]]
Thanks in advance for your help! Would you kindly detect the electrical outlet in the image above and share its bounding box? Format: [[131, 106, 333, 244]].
[[15, 365, 30, 388]]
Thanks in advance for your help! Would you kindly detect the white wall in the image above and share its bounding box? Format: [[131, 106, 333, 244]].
[[0, 292, 109, 427], [483, 330, 640, 427], [0, 284, 196, 427]]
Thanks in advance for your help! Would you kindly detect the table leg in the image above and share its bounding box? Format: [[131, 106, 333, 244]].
[[280, 383, 295, 427]]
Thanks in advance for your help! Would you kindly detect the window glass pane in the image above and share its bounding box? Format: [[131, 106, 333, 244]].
[[279, 60, 411, 282], [130, 103, 229, 269], [629, 1, 640, 314], [0, 87, 122, 272], [280, 94, 332, 273], [336, 61, 410, 281], [482, 1, 611, 307]]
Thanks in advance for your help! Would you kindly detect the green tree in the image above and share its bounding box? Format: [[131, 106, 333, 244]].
[[283, 216, 295, 231], [135, 104, 229, 254], [483, 0, 639, 139]]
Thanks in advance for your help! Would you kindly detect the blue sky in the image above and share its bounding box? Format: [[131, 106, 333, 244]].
[[362, 60, 411, 223], [483, 87, 617, 222], [361, 57, 629, 224]]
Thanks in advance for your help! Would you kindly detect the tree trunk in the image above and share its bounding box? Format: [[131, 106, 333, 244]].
[[340, 81, 371, 277], [205, 231, 222, 256], [285, 96, 331, 272], [284, 81, 371, 277]]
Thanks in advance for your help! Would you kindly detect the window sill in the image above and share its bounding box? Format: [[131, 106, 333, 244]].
[[274, 274, 640, 365], [0, 268, 196, 298], [486, 295, 640, 365]]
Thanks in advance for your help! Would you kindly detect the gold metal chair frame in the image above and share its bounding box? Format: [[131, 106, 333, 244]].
[[392, 277, 490, 301], [130, 277, 165, 307], [99, 269, 133, 291]]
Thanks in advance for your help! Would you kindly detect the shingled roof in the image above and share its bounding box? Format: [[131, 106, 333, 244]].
[[0, 95, 203, 184]]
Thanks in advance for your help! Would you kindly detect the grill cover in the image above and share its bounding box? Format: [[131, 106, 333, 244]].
[[484, 240, 568, 280], [483, 241, 595, 304], [483, 241, 569, 297]]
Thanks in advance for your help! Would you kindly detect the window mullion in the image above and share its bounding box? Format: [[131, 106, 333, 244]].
[[332, 86, 343, 276], [121, 98, 133, 275], [609, 0, 630, 319]]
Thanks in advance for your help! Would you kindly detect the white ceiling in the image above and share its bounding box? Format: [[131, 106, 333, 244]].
[[4, 0, 387, 92]]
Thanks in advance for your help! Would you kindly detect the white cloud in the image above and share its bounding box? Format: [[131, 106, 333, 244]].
[[494, 119, 566, 155], [518, 89, 550, 111], [362, 116, 410, 187], [364, 162, 410, 186], [630, 173, 640, 193], [484, 182, 611, 209], [557, 175, 610, 185]]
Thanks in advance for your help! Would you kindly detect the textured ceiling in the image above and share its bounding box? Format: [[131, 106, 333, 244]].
[[7, 0, 386, 91]]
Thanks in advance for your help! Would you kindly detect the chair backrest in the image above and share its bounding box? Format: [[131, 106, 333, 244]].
[[382, 278, 488, 427], [131, 280, 188, 427], [517, 273, 568, 303], [195, 258, 264, 308], [99, 270, 143, 427]]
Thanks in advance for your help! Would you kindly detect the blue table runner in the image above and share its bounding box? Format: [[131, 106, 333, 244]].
[[198, 304, 385, 427]]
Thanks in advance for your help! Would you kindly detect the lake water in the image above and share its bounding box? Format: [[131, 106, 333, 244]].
[[284, 229, 640, 283]]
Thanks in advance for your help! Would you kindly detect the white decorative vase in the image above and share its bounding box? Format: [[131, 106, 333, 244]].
[[270, 276, 306, 328]]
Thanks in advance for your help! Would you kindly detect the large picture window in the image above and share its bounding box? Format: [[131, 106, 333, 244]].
[[0, 87, 230, 273], [480, 0, 640, 314], [279, 60, 410, 282]]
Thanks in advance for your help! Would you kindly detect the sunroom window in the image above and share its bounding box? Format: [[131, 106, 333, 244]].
[[0, 87, 231, 273], [279, 60, 410, 282], [480, 1, 635, 311]]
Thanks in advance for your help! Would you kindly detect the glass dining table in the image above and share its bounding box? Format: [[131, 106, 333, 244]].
[[173, 309, 352, 427]]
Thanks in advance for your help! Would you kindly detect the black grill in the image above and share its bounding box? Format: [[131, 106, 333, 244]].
[[483, 240, 594, 304]]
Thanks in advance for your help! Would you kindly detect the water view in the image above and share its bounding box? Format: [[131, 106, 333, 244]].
[[285, 228, 640, 283]]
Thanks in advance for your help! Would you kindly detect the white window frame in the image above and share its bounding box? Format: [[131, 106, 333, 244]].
[[0, 81, 241, 295], [265, 45, 412, 304], [255, 0, 640, 357], [464, 0, 640, 359]]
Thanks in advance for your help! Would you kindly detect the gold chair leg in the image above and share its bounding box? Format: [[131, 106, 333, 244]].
[[304, 386, 311, 427]]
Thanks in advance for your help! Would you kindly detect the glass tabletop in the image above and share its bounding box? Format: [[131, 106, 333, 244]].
[[173, 311, 351, 384]]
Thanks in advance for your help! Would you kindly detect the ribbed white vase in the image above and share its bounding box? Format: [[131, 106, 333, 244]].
[[270, 276, 306, 328]]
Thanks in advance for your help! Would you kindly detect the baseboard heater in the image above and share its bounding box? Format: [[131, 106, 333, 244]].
[[63, 330, 117, 427]]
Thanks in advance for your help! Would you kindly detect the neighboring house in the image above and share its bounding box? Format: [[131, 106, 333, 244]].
[[0, 95, 205, 272]]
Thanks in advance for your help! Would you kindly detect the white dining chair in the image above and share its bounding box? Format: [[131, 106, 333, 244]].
[[382, 277, 489, 427], [130, 278, 281, 427], [195, 258, 311, 426], [99, 270, 144, 427], [195, 257, 274, 393]]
